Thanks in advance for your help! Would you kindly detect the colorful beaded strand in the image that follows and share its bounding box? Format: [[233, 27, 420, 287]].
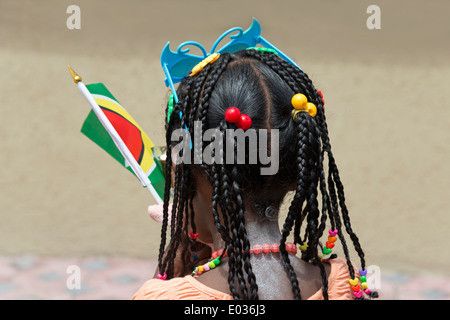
[[310, 229, 338, 262], [191, 242, 297, 277]]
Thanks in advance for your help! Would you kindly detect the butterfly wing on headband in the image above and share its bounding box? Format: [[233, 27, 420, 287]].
[[161, 18, 301, 102]]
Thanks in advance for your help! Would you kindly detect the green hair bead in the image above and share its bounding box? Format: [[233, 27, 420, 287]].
[[167, 94, 174, 123], [246, 46, 278, 55]]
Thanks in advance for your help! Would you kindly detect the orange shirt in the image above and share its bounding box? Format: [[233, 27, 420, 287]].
[[132, 257, 357, 300]]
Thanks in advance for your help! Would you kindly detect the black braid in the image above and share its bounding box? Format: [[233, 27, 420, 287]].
[[210, 131, 232, 244], [157, 97, 181, 274], [302, 114, 329, 299], [279, 113, 309, 300], [198, 54, 232, 126], [231, 157, 258, 300], [161, 164, 182, 278], [158, 87, 193, 278]]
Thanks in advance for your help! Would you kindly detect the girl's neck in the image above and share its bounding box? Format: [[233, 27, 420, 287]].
[[209, 206, 282, 250], [244, 209, 282, 244]]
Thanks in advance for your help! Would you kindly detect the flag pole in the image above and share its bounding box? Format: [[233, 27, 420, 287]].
[[68, 66, 163, 205]]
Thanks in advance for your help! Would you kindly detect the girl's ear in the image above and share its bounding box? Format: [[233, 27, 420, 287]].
[[170, 147, 177, 187], [169, 146, 177, 171]]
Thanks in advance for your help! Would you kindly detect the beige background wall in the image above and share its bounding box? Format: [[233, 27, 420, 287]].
[[0, 0, 449, 277]]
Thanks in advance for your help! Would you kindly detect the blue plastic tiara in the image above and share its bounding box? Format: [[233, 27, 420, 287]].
[[161, 18, 301, 103]]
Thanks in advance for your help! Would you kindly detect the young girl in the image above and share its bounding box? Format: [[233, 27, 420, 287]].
[[133, 47, 378, 300]]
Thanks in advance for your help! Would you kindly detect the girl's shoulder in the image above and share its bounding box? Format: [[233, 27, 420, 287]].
[[308, 257, 358, 300], [132, 258, 358, 300], [132, 275, 233, 300]]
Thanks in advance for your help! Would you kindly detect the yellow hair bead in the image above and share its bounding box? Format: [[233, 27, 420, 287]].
[[306, 103, 317, 117], [198, 265, 204, 273], [291, 93, 308, 110], [299, 242, 308, 252], [190, 62, 206, 76], [190, 53, 220, 77], [205, 52, 220, 64], [291, 94, 317, 120]]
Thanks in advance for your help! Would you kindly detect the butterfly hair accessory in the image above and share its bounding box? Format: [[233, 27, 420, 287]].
[[160, 18, 301, 103]]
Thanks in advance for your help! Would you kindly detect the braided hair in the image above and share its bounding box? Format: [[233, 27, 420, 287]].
[[156, 49, 376, 300]]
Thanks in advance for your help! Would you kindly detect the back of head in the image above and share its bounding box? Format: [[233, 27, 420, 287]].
[[172, 51, 308, 206]]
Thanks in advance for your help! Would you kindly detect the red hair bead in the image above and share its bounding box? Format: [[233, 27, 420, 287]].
[[271, 243, 279, 253], [225, 107, 241, 123], [225, 107, 252, 130], [189, 230, 199, 240], [237, 114, 252, 130], [211, 248, 226, 259], [318, 90, 325, 107]]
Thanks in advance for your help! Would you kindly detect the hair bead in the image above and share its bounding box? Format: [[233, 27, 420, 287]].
[[325, 241, 335, 249], [190, 52, 220, 77], [246, 46, 278, 55], [291, 93, 308, 110], [291, 93, 317, 120], [189, 230, 199, 240], [353, 290, 363, 299], [306, 102, 317, 117], [329, 229, 338, 237], [157, 273, 167, 280], [237, 114, 252, 130], [317, 90, 325, 106], [225, 107, 241, 123], [225, 107, 252, 130], [167, 94, 174, 124], [348, 271, 376, 300], [299, 242, 308, 252]]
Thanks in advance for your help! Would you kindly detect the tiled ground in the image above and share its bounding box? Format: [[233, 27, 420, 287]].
[[0, 255, 448, 300]]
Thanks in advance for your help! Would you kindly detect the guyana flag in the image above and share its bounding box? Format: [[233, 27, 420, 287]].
[[80, 83, 165, 202]]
